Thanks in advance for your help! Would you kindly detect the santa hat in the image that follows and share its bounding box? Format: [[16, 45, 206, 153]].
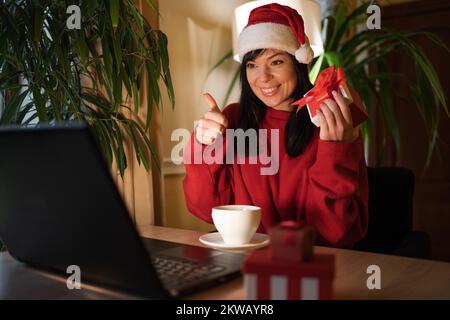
[[238, 3, 314, 64]]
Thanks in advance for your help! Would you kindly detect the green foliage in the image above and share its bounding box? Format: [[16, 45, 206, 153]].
[[310, 1, 449, 167], [0, 0, 175, 177]]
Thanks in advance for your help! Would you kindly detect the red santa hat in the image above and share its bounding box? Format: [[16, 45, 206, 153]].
[[238, 3, 314, 64]]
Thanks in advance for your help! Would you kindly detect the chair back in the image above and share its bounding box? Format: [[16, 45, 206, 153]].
[[355, 167, 415, 253]]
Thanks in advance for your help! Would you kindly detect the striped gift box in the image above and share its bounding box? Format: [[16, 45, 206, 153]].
[[243, 250, 334, 300]]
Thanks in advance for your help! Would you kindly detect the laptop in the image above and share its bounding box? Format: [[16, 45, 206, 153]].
[[0, 122, 244, 299]]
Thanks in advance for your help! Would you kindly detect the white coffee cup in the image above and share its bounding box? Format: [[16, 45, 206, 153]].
[[212, 205, 261, 245]]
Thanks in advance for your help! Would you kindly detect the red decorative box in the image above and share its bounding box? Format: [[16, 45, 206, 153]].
[[242, 221, 335, 300], [243, 251, 335, 300], [269, 221, 316, 262]]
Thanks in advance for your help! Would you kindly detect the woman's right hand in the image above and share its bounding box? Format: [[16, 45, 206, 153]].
[[195, 93, 229, 145]]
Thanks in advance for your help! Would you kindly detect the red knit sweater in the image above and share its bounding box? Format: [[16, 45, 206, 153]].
[[183, 103, 368, 248]]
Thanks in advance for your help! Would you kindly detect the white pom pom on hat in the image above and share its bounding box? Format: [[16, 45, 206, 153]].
[[238, 2, 314, 64], [295, 40, 314, 65]]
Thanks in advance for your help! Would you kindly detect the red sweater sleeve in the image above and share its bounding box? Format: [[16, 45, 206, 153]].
[[305, 134, 369, 248], [182, 104, 239, 223]]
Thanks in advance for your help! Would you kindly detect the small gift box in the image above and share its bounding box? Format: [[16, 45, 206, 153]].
[[269, 220, 316, 262], [242, 221, 335, 300], [292, 66, 368, 128]]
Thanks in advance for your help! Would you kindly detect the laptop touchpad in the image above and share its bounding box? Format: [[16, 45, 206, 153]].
[[157, 246, 223, 262], [141, 237, 223, 261]]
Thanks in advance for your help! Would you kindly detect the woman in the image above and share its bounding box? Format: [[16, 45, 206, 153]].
[[183, 3, 368, 248]]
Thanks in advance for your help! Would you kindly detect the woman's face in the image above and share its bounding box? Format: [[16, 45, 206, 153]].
[[246, 49, 298, 111]]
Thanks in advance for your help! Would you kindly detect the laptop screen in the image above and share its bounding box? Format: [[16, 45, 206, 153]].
[[0, 122, 169, 298]]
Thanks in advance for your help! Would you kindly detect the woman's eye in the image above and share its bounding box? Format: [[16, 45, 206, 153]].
[[246, 63, 256, 69], [272, 60, 284, 65]]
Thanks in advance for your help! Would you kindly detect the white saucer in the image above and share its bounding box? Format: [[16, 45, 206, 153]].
[[199, 232, 269, 250]]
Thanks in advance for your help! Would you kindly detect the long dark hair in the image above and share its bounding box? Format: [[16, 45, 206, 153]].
[[236, 49, 316, 157]]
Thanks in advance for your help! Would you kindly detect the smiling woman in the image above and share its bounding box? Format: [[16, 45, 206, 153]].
[[237, 48, 316, 157], [183, 3, 369, 249]]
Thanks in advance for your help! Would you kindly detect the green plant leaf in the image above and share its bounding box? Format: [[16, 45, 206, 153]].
[[329, 1, 371, 51], [110, 0, 120, 30], [308, 53, 324, 84], [32, 3, 44, 46], [95, 119, 114, 167], [122, 121, 142, 166], [112, 120, 127, 178], [0, 89, 29, 123], [320, 17, 335, 49], [325, 2, 348, 51], [129, 121, 151, 171], [324, 51, 343, 67], [412, 63, 440, 169], [132, 82, 139, 113], [156, 30, 175, 108], [144, 0, 160, 17]]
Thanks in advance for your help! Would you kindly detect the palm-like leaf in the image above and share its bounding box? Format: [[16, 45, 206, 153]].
[[0, 0, 174, 177]]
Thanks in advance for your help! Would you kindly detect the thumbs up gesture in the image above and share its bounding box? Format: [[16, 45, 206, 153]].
[[195, 93, 229, 145]]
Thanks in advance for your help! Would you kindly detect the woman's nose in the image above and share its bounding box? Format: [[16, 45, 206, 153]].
[[258, 66, 273, 82]]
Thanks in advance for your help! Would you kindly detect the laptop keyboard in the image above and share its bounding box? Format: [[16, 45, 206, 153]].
[[152, 255, 226, 290]]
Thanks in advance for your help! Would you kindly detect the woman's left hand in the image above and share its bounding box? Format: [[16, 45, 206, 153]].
[[317, 90, 359, 142]]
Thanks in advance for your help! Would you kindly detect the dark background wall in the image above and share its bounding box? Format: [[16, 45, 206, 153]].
[[375, 0, 450, 261]]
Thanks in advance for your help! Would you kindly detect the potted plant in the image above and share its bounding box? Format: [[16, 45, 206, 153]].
[[0, 0, 175, 252], [208, 0, 448, 167], [0, 0, 174, 177]]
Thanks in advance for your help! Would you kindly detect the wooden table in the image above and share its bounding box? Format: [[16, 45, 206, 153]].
[[1, 225, 450, 299]]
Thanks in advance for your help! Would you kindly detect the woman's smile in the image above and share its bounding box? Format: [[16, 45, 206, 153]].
[[260, 85, 281, 97]]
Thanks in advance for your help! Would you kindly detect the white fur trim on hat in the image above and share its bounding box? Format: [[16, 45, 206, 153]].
[[295, 37, 314, 64], [238, 22, 313, 64]]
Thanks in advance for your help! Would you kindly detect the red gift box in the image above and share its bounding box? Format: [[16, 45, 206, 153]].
[[242, 221, 335, 300], [243, 250, 335, 300], [292, 66, 368, 128], [269, 221, 316, 262]]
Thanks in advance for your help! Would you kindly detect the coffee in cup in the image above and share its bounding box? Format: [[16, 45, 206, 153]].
[[212, 205, 261, 245]]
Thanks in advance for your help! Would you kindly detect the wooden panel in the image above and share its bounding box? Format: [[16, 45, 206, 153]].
[[378, 0, 450, 261], [164, 174, 215, 232]]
